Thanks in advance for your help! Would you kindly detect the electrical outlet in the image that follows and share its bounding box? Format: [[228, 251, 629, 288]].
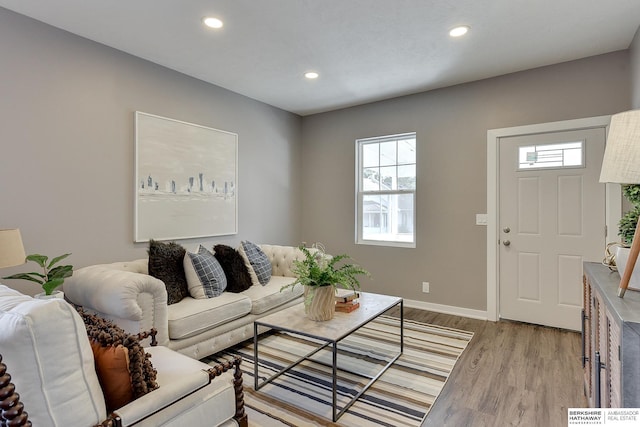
[[422, 282, 430, 293]]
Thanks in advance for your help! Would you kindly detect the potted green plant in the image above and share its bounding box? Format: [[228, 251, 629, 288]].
[[281, 244, 370, 321], [614, 185, 640, 289], [2, 253, 73, 298], [618, 184, 640, 245]]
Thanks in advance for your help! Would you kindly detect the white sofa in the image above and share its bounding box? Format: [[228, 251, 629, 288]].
[[64, 244, 305, 360], [0, 285, 247, 427]]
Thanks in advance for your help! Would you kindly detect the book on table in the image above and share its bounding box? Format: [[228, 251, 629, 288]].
[[334, 289, 360, 303], [335, 302, 360, 313]]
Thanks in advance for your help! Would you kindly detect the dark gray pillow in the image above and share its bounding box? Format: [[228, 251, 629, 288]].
[[213, 244, 253, 293], [148, 240, 189, 305], [241, 241, 272, 285]]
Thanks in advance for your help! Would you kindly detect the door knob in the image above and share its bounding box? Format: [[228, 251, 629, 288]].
[[503, 240, 511, 246], [503, 227, 511, 233]]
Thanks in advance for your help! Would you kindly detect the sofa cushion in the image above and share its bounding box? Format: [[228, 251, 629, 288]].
[[213, 244, 253, 293], [113, 346, 235, 427], [91, 341, 134, 411], [167, 293, 252, 340], [148, 240, 189, 305], [0, 285, 106, 426], [184, 245, 227, 299], [237, 243, 260, 286], [79, 308, 159, 405], [0, 285, 31, 309], [239, 241, 272, 285], [242, 276, 303, 315]]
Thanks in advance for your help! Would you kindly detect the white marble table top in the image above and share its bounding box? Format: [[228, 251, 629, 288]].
[[255, 292, 402, 342]]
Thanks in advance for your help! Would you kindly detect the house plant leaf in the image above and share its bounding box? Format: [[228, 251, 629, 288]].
[[42, 278, 65, 295], [25, 254, 48, 268], [1, 272, 46, 285], [3, 252, 73, 296], [47, 253, 71, 269]]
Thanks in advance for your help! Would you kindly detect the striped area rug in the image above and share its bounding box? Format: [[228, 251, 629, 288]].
[[205, 315, 473, 427]]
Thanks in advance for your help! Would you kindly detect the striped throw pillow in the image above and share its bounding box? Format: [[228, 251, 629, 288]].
[[184, 245, 227, 298]]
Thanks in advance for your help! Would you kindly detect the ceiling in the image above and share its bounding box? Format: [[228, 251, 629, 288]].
[[1, 1, 639, 116]]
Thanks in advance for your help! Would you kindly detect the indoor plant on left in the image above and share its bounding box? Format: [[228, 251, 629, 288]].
[[3, 253, 73, 298]]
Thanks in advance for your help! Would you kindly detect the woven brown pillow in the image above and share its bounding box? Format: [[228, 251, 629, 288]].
[[77, 308, 158, 411]]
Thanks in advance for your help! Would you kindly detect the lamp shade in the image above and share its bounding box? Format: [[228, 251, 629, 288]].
[[0, 229, 26, 269], [600, 109, 640, 184]]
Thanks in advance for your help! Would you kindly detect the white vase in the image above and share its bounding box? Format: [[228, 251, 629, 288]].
[[614, 246, 640, 291], [303, 285, 335, 321], [34, 290, 64, 300]]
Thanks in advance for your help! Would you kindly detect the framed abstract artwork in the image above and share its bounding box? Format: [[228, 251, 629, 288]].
[[134, 111, 238, 242]]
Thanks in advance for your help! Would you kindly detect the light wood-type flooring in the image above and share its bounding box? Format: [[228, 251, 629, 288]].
[[392, 307, 586, 427]]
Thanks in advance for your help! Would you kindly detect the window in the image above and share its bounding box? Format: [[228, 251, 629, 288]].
[[356, 133, 416, 247], [518, 141, 584, 170]]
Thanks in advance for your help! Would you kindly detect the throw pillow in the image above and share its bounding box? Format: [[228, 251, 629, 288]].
[[213, 244, 253, 293], [90, 341, 133, 412], [237, 243, 259, 286], [239, 241, 272, 285], [184, 245, 227, 298], [148, 240, 189, 305], [77, 308, 158, 411]]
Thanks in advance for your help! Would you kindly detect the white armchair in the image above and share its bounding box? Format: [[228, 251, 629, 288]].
[[0, 285, 247, 427]]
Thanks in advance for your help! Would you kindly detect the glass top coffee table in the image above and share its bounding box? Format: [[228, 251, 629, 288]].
[[253, 292, 403, 422]]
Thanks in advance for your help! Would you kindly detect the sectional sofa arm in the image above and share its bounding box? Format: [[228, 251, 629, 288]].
[[96, 356, 247, 427], [64, 262, 170, 346]]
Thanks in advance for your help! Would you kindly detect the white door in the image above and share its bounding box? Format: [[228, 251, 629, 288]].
[[499, 128, 606, 330]]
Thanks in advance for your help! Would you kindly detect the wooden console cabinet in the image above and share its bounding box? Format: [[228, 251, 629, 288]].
[[582, 262, 640, 407]]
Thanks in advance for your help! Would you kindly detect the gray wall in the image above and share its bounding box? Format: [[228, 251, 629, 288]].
[[0, 8, 303, 295], [1, 6, 634, 310], [301, 52, 631, 311], [632, 26, 640, 108]]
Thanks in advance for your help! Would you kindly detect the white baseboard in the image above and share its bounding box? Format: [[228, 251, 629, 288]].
[[403, 299, 489, 321]]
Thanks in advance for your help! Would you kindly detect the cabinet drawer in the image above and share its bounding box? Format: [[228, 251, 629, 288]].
[[607, 313, 621, 408]]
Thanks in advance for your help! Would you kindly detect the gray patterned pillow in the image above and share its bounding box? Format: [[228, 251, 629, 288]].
[[241, 241, 272, 285], [184, 245, 227, 298]]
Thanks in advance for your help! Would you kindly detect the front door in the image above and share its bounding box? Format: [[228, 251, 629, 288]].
[[499, 127, 606, 330]]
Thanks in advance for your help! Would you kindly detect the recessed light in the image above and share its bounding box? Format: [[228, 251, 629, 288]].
[[203, 17, 223, 29], [304, 72, 319, 79], [449, 25, 470, 37]]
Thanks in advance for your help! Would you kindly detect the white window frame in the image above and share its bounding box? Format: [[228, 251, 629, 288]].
[[355, 132, 416, 248]]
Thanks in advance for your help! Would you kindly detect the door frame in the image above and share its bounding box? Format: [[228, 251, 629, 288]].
[[486, 115, 619, 322]]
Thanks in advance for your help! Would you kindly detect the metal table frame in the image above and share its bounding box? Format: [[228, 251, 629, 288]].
[[253, 295, 403, 422]]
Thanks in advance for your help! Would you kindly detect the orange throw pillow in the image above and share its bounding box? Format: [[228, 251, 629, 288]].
[[91, 340, 134, 412]]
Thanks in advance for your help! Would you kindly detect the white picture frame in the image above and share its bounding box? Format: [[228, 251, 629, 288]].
[[134, 111, 238, 242]]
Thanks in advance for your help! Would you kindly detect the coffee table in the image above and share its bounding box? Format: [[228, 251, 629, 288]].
[[253, 292, 403, 422]]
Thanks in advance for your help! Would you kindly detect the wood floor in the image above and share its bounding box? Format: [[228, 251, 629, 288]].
[[395, 308, 587, 427]]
